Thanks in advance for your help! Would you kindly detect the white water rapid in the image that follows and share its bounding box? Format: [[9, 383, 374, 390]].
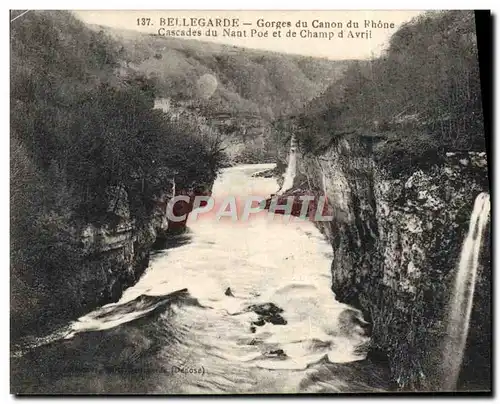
[[11, 164, 389, 394]]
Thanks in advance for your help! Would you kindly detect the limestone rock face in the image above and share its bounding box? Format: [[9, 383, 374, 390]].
[[299, 137, 490, 391], [74, 183, 175, 316], [27, 174, 216, 339]]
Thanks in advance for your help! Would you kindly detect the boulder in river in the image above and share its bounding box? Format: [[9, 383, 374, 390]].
[[247, 302, 283, 316], [267, 349, 287, 358], [246, 302, 287, 326]]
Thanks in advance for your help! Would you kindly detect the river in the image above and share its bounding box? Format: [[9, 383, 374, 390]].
[[11, 164, 390, 394]]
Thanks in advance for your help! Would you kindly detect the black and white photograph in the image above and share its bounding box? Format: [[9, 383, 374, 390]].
[[9, 9, 491, 395]]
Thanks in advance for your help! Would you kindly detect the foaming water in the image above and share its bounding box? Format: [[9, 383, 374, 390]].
[[440, 192, 490, 391], [11, 164, 388, 394]]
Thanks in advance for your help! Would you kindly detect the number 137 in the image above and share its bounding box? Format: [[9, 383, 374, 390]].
[[137, 18, 151, 26]]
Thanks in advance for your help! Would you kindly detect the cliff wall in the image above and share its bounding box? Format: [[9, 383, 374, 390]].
[[298, 137, 490, 390], [11, 177, 215, 343]]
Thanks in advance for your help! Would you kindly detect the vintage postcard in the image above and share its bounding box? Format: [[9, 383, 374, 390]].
[[10, 9, 491, 395]]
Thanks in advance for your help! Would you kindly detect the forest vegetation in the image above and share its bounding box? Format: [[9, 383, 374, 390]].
[[288, 11, 486, 172], [95, 24, 351, 163], [99, 25, 349, 120], [10, 11, 224, 336]]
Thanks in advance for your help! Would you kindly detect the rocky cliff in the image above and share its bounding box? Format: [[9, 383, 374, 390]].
[[75, 176, 215, 318], [297, 136, 490, 391], [77, 185, 171, 310], [11, 176, 215, 344]]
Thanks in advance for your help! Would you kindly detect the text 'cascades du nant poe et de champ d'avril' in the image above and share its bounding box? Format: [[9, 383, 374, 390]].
[[154, 17, 396, 40]]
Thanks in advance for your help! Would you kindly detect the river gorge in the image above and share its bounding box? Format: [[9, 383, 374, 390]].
[[11, 164, 391, 394], [11, 146, 491, 393], [10, 9, 491, 395]]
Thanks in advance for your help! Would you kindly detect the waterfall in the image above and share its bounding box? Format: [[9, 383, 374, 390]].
[[277, 134, 297, 195], [440, 192, 490, 390]]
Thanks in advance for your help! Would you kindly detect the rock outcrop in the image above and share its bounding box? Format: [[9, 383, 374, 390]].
[[12, 176, 215, 344], [76, 178, 215, 320], [77, 185, 171, 311], [297, 136, 490, 391]]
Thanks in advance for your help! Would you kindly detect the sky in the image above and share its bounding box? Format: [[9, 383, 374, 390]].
[[73, 10, 426, 60]]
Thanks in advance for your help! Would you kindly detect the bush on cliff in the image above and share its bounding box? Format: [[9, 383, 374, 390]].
[[10, 11, 224, 338]]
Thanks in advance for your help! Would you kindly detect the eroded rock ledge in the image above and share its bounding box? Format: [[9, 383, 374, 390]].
[[12, 177, 215, 343], [77, 180, 214, 319]]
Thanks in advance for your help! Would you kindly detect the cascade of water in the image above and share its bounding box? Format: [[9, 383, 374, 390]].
[[440, 192, 490, 391], [278, 134, 297, 195]]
